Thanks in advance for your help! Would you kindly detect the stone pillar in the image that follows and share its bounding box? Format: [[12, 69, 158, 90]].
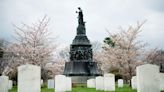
[[137, 64, 160, 92], [65, 77, 72, 91], [118, 79, 123, 87], [0, 75, 9, 92], [87, 78, 95, 88], [55, 75, 66, 92], [96, 76, 104, 90], [131, 76, 137, 89], [47, 79, 54, 89], [104, 73, 115, 91], [41, 79, 43, 86], [18, 64, 41, 92], [8, 80, 13, 90], [160, 73, 164, 91]]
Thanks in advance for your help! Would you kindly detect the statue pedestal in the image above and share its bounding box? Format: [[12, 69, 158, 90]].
[[71, 76, 95, 84], [64, 61, 102, 84]]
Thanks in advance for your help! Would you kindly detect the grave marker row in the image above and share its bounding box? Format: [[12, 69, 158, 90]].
[[1, 63, 164, 92], [87, 73, 118, 91]]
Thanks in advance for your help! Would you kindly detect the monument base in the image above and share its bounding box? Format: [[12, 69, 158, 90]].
[[70, 76, 95, 84]]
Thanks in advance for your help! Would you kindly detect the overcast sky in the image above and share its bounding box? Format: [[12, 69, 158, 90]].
[[0, 0, 164, 49]]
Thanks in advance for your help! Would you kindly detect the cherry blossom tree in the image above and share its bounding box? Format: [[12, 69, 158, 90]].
[[146, 49, 164, 72], [0, 38, 8, 76], [100, 21, 147, 84], [3, 16, 58, 81]]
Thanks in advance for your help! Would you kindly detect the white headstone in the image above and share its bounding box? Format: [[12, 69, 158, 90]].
[[131, 76, 137, 89], [137, 64, 160, 92], [96, 76, 104, 90], [55, 75, 66, 92], [8, 80, 13, 90], [41, 79, 43, 86], [104, 73, 115, 91], [18, 64, 41, 92], [118, 79, 123, 87], [160, 73, 164, 91], [48, 79, 54, 89], [65, 77, 72, 91], [87, 78, 96, 88], [0, 75, 9, 92]]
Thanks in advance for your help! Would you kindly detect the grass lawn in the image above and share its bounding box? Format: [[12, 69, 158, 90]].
[[9, 85, 164, 92]]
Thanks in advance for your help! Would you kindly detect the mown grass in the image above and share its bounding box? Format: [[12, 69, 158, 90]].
[[9, 85, 164, 92]]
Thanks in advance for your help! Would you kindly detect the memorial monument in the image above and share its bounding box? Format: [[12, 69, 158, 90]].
[[63, 7, 101, 83]]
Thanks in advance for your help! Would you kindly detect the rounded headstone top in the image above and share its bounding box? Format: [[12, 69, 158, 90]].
[[137, 64, 159, 70], [18, 64, 41, 71], [104, 73, 114, 77]]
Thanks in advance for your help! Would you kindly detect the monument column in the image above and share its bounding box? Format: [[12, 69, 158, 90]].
[[63, 7, 102, 83]]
